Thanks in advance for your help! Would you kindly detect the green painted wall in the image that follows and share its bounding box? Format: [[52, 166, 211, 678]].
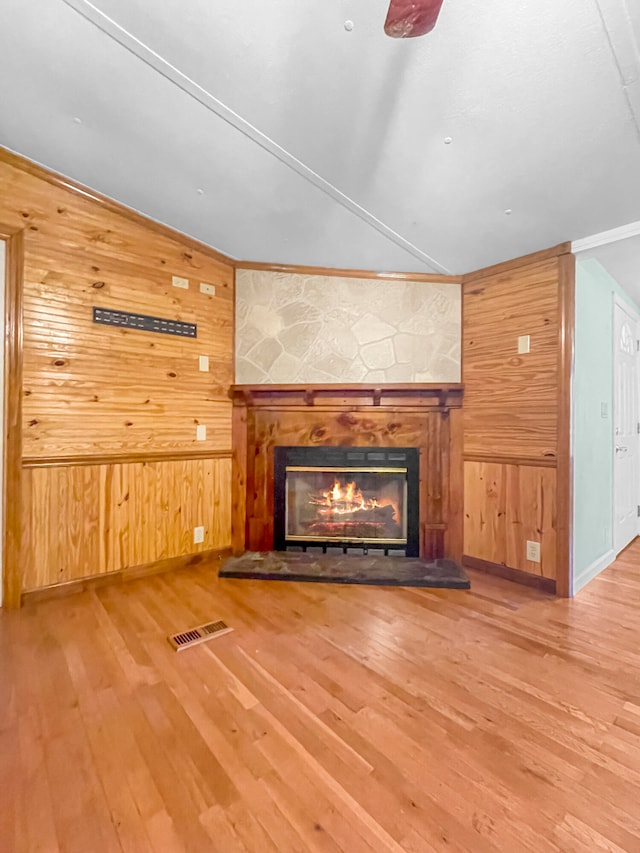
[[573, 258, 638, 592]]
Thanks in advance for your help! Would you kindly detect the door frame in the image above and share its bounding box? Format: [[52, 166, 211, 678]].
[[1, 225, 24, 608], [612, 292, 640, 555]]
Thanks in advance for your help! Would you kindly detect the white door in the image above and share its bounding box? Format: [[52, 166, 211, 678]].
[[613, 298, 639, 554]]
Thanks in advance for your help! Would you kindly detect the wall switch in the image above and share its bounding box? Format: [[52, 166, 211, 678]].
[[200, 282, 216, 296], [601, 402, 608, 418], [199, 355, 209, 372], [517, 335, 531, 354], [193, 526, 205, 544], [196, 424, 206, 441], [172, 276, 189, 289], [526, 540, 541, 563]]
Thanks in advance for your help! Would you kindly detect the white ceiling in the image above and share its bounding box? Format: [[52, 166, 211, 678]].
[[2, 0, 640, 274]]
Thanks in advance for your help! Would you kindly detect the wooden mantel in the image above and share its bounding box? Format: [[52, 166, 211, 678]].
[[231, 383, 464, 408], [230, 383, 464, 561]]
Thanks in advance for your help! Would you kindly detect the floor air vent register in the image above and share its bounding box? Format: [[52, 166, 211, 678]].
[[168, 620, 233, 651]]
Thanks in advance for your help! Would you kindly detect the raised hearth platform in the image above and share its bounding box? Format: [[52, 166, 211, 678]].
[[219, 551, 470, 589]]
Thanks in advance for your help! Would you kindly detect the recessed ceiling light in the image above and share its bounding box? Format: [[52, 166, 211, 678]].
[[504, 208, 513, 215], [196, 188, 204, 196], [444, 137, 453, 145], [344, 20, 354, 31], [73, 117, 82, 124]]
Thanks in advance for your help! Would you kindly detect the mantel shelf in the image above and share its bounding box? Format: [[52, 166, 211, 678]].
[[231, 383, 464, 409]]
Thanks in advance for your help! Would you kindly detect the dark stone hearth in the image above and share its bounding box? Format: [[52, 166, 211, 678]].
[[219, 551, 470, 589]]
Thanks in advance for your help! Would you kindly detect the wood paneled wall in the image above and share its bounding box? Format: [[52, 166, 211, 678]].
[[21, 457, 231, 590], [0, 150, 235, 599], [462, 247, 574, 592], [463, 461, 556, 573]]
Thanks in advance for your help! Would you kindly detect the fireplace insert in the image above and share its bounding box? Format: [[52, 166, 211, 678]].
[[274, 446, 419, 556]]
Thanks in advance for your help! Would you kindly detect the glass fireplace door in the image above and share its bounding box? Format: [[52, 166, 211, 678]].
[[285, 466, 408, 546]]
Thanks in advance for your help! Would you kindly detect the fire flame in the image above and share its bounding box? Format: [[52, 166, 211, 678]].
[[311, 478, 398, 521]]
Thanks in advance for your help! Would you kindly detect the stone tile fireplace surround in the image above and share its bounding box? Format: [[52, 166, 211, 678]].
[[235, 270, 461, 385]]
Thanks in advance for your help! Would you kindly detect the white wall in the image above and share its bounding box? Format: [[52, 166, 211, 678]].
[[572, 257, 640, 595]]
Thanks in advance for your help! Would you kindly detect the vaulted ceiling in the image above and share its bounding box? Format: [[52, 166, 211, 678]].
[[2, 0, 640, 274]]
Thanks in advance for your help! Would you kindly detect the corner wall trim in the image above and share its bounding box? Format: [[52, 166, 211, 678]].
[[572, 549, 616, 595]]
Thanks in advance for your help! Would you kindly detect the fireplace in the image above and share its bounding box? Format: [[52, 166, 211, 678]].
[[274, 447, 419, 556], [231, 384, 464, 561]]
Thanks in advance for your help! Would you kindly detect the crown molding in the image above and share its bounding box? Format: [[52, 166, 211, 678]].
[[572, 221, 640, 253]]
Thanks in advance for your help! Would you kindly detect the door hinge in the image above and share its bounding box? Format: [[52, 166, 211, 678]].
[[637, 422, 640, 434], [637, 505, 640, 518]]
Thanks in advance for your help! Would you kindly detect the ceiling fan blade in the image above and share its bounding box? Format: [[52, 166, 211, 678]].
[[384, 0, 445, 38]]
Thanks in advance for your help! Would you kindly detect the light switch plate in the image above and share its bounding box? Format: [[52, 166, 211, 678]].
[[517, 335, 531, 354], [200, 282, 216, 296], [199, 355, 209, 372], [196, 424, 206, 441], [193, 526, 205, 544], [172, 276, 189, 289], [526, 540, 541, 563], [601, 402, 608, 418]]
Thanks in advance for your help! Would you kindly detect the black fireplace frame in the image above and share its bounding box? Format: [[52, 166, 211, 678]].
[[273, 446, 420, 557]]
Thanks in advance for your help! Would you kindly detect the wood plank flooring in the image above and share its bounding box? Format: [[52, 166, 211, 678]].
[[3, 544, 640, 852]]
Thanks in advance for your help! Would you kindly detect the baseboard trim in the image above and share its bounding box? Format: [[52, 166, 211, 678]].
[[463, 555, 557, 594], [21, 547, 232, 606], [572, 549, 616, 595]]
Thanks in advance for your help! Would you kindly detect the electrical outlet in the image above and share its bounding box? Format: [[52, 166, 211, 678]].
[[193, 526, 205, 544], [196, 424, 206, 441], [517, 335, 531, 354], [172, 276, 189, 289], [200, 282, 216, 296], [526, 540, 541, 563], [199, 355, 209, 372]]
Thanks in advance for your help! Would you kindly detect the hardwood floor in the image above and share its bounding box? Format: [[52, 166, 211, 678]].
[[3, 545, 640, 852]]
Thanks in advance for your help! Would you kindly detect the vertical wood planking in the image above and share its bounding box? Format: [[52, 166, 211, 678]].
[[446, 407, 464, 563], [231, 402, 248, 555], [463, 461, 557, 579], [21, 457, 232, 591]]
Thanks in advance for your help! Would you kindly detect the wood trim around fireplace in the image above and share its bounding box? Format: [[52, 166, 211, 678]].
[[230, 383, 464, 563]]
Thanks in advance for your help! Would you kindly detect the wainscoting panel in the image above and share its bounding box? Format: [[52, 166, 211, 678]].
[[21, 455, 232, 591], [464, 461, 557, 579]]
